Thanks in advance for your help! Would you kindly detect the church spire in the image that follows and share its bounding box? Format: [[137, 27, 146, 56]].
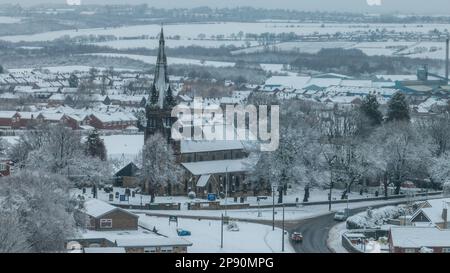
[[150, 26, 170, 109]]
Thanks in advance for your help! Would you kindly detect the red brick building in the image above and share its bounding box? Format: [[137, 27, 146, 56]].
[[84, 113, 138, 130], [81, 199, 139, 231], [389, 227, 450, 253]]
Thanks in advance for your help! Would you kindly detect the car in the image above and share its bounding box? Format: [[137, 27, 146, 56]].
[[334, 209, 350, 221], [176, 228, 191, 236], [290, 232, 303, 243]]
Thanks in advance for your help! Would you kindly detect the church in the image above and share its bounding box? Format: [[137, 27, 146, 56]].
[[143, 28, 259, 200]]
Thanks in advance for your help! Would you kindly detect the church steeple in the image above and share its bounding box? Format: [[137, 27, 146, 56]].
[[150, 26, 171, 109], [145, 27, 178, 143]]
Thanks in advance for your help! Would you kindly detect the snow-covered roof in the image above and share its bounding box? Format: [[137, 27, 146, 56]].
[[83, 198, 137, 219], [182, 156, 257, 176], [265, 76, 311, 89], [180, 139, 244, 154], [80, 228, 192, 248], [83, 247, 126, 253], [390, 227, 450, 248], [197, 174, 211, 187]]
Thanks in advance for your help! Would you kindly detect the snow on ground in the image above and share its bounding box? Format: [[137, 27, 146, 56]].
[[0, 16, 22, 24], [73, 185, 375, 208], [87, 53, 235, 67], [101, 134, 144, 162], [0, 136, 19, 146], [131, 195, 438, 222], [327, 221, 348, 253], [2, 22, 450, 43], [8, 66, 138, 73], [138, 214, 294, 253], [91, 39, 258, 50]]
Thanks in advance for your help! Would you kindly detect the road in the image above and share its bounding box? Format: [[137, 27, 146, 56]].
[[289, 201, 418, 253]]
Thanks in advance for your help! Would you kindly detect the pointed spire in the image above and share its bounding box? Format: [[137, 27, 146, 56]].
[[148, 26, 171, 109]]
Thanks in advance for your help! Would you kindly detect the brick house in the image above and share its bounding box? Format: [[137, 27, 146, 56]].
[[410, 198, 450, 229], [0, 160, 12, 177], [0, 111, 38, 129], [81, 199, 138, 231], [389, 227, 450, 253], [84, 113, 138, 130]]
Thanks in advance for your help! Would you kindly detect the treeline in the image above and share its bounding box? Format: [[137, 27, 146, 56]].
[[290, 48, 443, 76], [249, 92, 450, 203]]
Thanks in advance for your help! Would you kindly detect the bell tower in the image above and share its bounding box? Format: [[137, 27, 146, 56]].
[[145, 27, 177, 143]]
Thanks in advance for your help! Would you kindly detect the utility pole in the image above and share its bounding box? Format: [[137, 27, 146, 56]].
[[328, 179, 333, 211], [225, 167, 228, 217], [221, 213, 224, 249], [272, 184, 276, 231], [282, 205, 285, 252]]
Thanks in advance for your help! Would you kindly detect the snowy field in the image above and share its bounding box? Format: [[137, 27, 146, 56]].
[[0, 16, 22, 24], [8, 66, 138, 74], [234, 40, 450, 60], [2, 22, 449, 43], [87, 53, 235, 68], [91, 39, 259, 50], [138, 214, 294, 253], [100, 134, 144, 162]]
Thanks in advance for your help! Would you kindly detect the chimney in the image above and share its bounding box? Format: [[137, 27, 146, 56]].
[[446, 38, 449, 83], [442, 202, 448, 229]]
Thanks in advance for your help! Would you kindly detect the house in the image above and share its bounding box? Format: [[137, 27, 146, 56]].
[[389, 227, 450, 253], [410, 198, 450, 229], [78, 229, 192, 253], [0, 111, 38, 129], [80, 198, 139, 231], [83, 247, 126, 253], [84, 112, 138, 130], [181, 156, 258, 199], [0, 160, 12, 177], [113, 162, 141, 188]]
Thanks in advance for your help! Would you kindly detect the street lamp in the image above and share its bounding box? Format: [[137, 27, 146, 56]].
[[271, 183, 278, 231], [282, 204, 285, 252], [225, 166, 229, 217]]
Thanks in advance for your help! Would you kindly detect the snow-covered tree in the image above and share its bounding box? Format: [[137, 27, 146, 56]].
[[0, 138, 9, 158], [84, 130, 107, 161], [386, 92, 410, 122], [0, 210, 30, 253], [0, 171, 78, 252], [444, 181, 450, 197], [139, 133, 183, 202], [365, 122, 433, 195], [359, 93, 383, 126], [68, 73, 79, 88], [430, 152, 450, 187], [12, 124, 111, 187]]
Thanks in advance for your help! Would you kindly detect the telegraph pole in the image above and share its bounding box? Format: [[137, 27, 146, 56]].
[[272, 184, 276, 231], [221, 213, 224, 249], [225, 167, 228, 217], [282, 205, 285, 252]]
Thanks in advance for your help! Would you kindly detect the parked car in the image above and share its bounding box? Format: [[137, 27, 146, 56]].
[[176, 228, 191, 236], [290, 232, 303, 243], [334, 208, 350, 221]]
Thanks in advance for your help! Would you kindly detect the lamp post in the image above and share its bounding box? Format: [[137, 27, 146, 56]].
[[220, 213, 224, 249], [282, 204, 285, 252], [225, 167, 228, 217], [271, 183, 277, 231]]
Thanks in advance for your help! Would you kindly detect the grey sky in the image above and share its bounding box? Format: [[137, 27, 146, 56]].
[[2, 0, 450, 15]]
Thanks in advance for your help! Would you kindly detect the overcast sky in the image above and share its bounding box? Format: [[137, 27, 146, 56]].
[[2, 0, 450, 15]]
